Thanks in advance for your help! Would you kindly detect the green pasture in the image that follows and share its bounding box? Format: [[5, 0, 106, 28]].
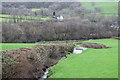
[[0, 43, 37, 51], [0, 18, 28, 23], [0, 14, 52, 22], [0, 40, 82, 51], [0, 39, 119, 78], [81, 2, 118, 17], [31, 8, 42, 11], [0, 14, 51, 20], [50, 39, 118, 78]]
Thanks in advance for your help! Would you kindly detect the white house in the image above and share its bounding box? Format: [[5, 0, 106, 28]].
[[60, 15, 64, 20], [56, 15, 64, 20]]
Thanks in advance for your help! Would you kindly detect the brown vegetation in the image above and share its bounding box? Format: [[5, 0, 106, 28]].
[[2, 43, 74, 78], [77, 43, 110, 49], [114, 37, 120, 40], [2, 2, 119, 43], [2, 17, 118, 43]]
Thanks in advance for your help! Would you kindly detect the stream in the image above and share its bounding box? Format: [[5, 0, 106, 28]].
[[39, 67, 51, 80], [39, 56, 67, 80], [39, 47, 87, 80]]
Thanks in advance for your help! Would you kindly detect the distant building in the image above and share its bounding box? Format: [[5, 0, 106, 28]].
[[111, 24, 119, 28], [59, 15, 64, 20], [52, 12, 64, 20], [56, 15, 64, 20], [56, 16, 60, 19]]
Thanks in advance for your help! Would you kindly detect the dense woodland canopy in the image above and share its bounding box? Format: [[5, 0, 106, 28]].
[[1, 2, 119, 43]]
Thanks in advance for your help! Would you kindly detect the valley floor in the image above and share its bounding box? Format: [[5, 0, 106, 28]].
[[49, 39, 118, 78], [1, 39, 119, 78]]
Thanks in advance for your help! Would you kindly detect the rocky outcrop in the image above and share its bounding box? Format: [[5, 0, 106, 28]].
[[2, 43, 74, 79]]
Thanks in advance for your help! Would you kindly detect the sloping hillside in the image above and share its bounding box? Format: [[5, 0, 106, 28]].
[[81, 2, 118, 17]]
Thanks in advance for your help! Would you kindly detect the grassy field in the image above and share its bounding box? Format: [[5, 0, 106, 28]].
[[0, 39, 119, 77], [49, 39, 118, 78], [81, 2, 118, 17], [0, 18, 28, 23], [30, 2, 118, 17], [0, 14, 52, 20], [0, 14, 52, 23], [0, 40, 82, 51], [0, 2, 118, 22], [31, 8, 42, 11], [0, 43, 37, 51]]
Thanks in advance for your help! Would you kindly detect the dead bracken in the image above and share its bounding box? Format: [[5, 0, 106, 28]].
[[2, 43, 74, 78], [76, 43, 111, 49]]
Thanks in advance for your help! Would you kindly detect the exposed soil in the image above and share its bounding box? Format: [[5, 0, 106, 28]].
[[2, 43, 74, 79]]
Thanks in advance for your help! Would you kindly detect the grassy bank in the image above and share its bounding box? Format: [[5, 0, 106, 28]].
[[0, 43, 37, 51], [0, 40, 82, 51], [49, 39, 118, 78]]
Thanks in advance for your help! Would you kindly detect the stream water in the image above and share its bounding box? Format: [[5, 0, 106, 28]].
[[38, 56, 67, 80], [38, 47, 87, 80], [39, 67, 50, 80]]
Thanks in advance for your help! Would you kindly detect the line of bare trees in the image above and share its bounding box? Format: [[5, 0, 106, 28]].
[[2, 16, 119, 43]]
